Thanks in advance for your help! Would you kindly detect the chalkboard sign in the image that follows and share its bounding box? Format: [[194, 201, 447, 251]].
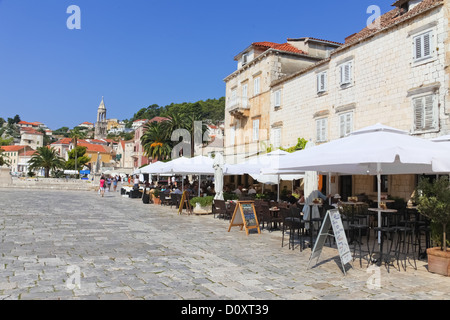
[[228, 201, 260, 235], [307, 209, 352, 275]]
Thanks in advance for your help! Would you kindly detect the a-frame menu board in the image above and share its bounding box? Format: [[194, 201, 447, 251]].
[[228, 201, 260, 235], [178, 191, 192, 215]]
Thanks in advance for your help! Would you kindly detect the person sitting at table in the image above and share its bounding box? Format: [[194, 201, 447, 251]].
[[247, 185, 257, 194], [172, 187, 183, 194], [233, 185, 243, 195]]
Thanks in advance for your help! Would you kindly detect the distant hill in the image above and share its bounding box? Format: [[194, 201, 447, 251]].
[[125, 97, 225, 127]]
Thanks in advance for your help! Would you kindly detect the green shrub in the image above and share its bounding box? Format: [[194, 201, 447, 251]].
[[190, 196, 214, 207]]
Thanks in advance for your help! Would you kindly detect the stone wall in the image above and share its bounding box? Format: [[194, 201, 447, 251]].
[[7, 177, 94, 191], [0, 167, 12, 187]]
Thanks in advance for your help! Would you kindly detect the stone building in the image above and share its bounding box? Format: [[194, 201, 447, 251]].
[[223, 39, 341, 165], [267, 0, 448, 201]]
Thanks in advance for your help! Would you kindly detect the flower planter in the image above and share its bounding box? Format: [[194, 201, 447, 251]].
[[427, 247, 450, 276], [193, 203, 212, 215], [152, 195, 161, 205]]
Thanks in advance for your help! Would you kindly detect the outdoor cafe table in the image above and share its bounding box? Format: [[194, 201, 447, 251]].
[[367, 207, 398, 244]]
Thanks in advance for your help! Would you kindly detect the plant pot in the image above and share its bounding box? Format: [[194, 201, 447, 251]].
[[193, 203, 212, 215], [152, 195, 161, 205], [427, 247, 450, 276]]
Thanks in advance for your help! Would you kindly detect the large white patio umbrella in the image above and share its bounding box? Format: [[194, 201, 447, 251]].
[[262, 123, 450, 242], [226, 149, 303, 201]]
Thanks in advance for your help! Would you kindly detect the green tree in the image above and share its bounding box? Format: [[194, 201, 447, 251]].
[[65, 146, 91, 170], [69, 127, 87, 171], [415, 176, 450, 252], [141, 122, 172, 161], [28, 147, 65, 178], [0, 149, 10, 167]]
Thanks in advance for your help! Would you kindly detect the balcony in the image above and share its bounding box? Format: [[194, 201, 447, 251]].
[[226, 97, 250, 119]]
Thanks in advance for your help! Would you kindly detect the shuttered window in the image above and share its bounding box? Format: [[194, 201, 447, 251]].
[[339, 61, 353, 86], [413, 94, 437, 131], [339, 112, 353, 138], [317, 72, 327, 93], [252, 119, 260, 142], [254, 77, 260, 96], [413, 31, 433, 62], [272, 127, 281, 149], [316, 118, 328, 142], [228, 126, 236, 146], [274, 90, 281, 108], [242, 84, 248, 108]]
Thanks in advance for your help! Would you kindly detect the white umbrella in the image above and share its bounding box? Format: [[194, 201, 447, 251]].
[[225, 149, 303, 201], [262, 123, 450, 242]]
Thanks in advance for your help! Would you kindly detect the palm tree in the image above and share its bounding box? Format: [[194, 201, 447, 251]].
[[69, 127, 87, 171], [141, 122, 172, 161], [28, 147, 65, 178]]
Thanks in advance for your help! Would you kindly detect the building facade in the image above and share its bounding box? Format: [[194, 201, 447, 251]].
[[268, 0, 448, 200], [223, 39, 340, 165], [223, 0, 449, 201]]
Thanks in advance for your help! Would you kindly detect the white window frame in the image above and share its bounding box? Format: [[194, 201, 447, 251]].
[[254, 77, 260, 96], [413, 30, 433, 63], [317, 71, 327, 93], [274, 89, 281, 109], [242, 83, 248, 108], [272, 127, 281, 149], [412, 94, 438, 132], [230, 89, 237, 107], [316, 118, 328, 142], [339, 61, 353, 87], [339, 112, 353, 138], [252, 119, 260, 142], [228, 126, 236, 147]]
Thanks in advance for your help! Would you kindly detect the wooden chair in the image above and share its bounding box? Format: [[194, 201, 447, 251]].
[[213, 199, 227, 219]]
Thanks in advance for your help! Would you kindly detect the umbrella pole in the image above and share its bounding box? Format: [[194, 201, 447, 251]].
[[328, 172, 331, 205], [277, 174, 280, 202], [377, 163, 381, 244]]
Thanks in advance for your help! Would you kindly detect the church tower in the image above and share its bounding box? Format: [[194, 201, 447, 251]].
[[94, 97, 107, 140]]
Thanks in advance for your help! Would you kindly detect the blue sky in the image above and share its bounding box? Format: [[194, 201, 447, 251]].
[[0, 0, 394, 130]]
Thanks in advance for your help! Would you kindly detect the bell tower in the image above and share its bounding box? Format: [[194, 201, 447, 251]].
[[94, 97, 107, 140]]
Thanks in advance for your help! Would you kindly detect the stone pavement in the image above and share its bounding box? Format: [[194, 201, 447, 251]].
[[0, 188, 449, 301]]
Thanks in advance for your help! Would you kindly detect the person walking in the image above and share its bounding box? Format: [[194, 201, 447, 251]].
[[113, 176, 118, 192], [99, 175, 106, 197]]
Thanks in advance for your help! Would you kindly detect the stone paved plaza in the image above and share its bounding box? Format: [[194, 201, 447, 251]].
[[0, 187, 449, 301]]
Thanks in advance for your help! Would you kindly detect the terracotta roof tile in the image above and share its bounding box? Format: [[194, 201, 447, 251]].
[[344, 0, 443, 46], [1, 145, 28, 152], [252, 42, 308, 55]]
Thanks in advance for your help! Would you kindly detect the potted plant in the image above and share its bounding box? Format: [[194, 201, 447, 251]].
[[415, 176, 450, 276], [190, 196, 214, 215], [152, 188, 161, 205]]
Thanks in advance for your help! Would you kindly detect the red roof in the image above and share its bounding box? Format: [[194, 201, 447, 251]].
[[252, 42, 307, 55], [20, 127, 43, 135], [1, 145, 28, 152], [78, 142, 110, 154], [344, 0, 442, 45], [18, 121, 41, 126], [150, 116, 170, 123]]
